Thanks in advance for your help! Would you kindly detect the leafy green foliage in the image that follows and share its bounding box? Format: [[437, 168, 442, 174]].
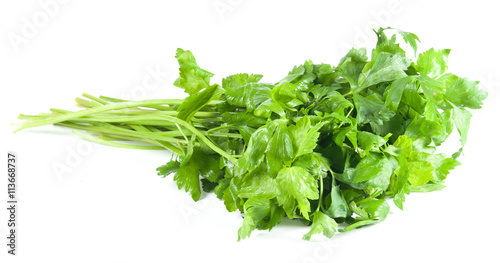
[[16, 27, 487, 241], [166, 27, 485, 240]]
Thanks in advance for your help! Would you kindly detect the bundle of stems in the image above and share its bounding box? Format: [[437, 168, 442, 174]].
[[15, 93, 240, 163]]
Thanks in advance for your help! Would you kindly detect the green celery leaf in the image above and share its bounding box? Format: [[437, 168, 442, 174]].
[[237, 215, 255, 241], [338, 48, 368, 88], [383, 75, 423, 112], [288, 60, 317, 92], [276, 166, 319, 220], [372, 34, 405, 63], [340, 219, 378, 232], [174, 48, 214, 94], [222, 74, 264, 107], [271, 82, 304, 112], [245, 196, 272, 221], [174, 163, 201, 201], [351, 155, 392, 186], [278, 60, 315, 92], [416, 48, 450, 78], [290, 116, 325, 159], [156, 160, 180, 178], [223, 73, 263, 91], [392, 156, 410, 210], [423, 103, 454, 145], [393, 28, 420, 56], [452, 107, 472, 157], [302, 211, 338, 241], [374, 27, 389, 47], [268, 121, 294, 162], [238, 126, 271, 173], [341, 198, 390, 232], [332, 124, 356, 147], [323, 179, 350, 218], [265, 151, 283, 179], [407, 160, 434, 187], [445, 77, 488, 109], [401, 85, 426, 114], [375, 27, 420, 56], [391, 135, 413, 209], [222, 176, 242, 212], [239, 165, 277, 199], [177, 84, 220, 121], [292, 153, 328, 179], [357, 131, 387, 155], [201, 178, 218, 192], [393, 135, 413, 156], [267, 203, 286, 230], [273, 82, 296, 100], [353, 93, 395, 125], [223, 84, 250, 108], [369, 112, 405, 140], [249, 83, 274, 111], [337, 153, 393, 191], [190, 149, 224, 183], [238, 196, 271, 241], [410, 182, 446, 193], [314, 63, 336, 85], [426, 153, 461, 181], [358, 52, 411, 91], [214, 177, 230, 199], [356, 198, 390, 220], [222, 112, 267, 128], [254, 98, 285, 118], [419, 75, 446, 105], [313, 90, 353, 116], [170, 148, 225, 201], [237, 126, 255, 146], [438, 72, 459, 87], [310, 83, 341, 100], [405, 116, 444, 147]]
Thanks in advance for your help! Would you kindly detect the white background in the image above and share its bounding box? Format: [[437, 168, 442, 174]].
[[1, 0, 499, 262]]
